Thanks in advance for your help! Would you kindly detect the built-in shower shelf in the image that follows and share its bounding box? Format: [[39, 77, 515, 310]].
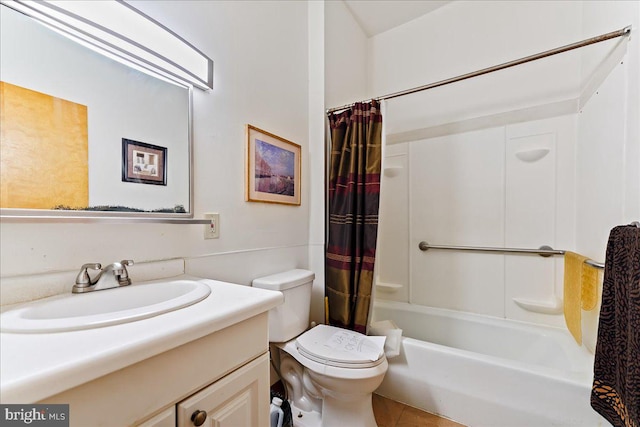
[[383, 166, 403, 177], [515, 148, 550, 162], [513, 297, 563, 314], [376, 282, 403, 292]]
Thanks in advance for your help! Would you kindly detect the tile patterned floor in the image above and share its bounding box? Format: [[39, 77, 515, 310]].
[[372, 394, 466, 427]]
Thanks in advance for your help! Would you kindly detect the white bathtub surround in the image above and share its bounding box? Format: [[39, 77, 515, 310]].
[[401, 115, 580, 327], [372, 0, 639, 340], [369, 7, 637, 424], [373, 300, 606, 426]]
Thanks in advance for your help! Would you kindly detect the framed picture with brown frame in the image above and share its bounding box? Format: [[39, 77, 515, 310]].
[[246, 124, 301, 206], [122, 138, 167, 186]]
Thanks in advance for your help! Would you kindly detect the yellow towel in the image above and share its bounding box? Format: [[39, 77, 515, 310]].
[[564, 252, 586, 344], [581, 264, 599, 311], [564, 252, 600, 345]]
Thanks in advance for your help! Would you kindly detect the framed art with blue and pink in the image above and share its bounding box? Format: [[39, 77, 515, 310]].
[[246, 124, 300, 206]]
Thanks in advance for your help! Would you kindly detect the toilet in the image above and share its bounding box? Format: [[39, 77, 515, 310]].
[[252, 269, 388, 427]]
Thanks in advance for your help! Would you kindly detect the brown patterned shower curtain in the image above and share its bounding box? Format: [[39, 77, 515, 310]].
[[326, 100, 383, 333]]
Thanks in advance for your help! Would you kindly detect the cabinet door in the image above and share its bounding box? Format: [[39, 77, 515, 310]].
[[138, 407, 176, 427], [177, 353, 269, 427]]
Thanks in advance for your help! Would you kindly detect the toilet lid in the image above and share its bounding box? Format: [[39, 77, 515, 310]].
[[295, 325, 385, 368]]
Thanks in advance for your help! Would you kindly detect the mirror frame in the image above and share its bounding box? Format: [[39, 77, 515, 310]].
[[0, 2, 205, 223]]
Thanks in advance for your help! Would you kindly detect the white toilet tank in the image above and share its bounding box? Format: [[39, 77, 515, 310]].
[[252, 269, 315, 342]]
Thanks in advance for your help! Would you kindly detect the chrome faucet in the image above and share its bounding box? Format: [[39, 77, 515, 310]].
[[72, 260, 134, 293]]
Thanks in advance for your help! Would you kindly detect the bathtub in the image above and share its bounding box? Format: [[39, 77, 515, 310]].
[[372, 300, 608, 427]]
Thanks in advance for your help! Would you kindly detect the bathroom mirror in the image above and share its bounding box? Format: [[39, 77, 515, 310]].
[[0, 3, 195, 220]]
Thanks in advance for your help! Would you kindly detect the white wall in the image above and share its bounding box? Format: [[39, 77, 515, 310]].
[[576, 0, 640, 255], [577, 0, 640, 351], [324, 0, 370, 107], [371, 0, 639, 338], [0, 1, 311, 292], [307, 0, 326, 325], [368, 1, 583, 96]]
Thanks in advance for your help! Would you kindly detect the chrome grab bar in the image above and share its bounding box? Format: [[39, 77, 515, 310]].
[[418, 241, 604, 270]]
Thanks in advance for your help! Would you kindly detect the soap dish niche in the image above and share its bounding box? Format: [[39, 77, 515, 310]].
[[383, 166, 403, 177], [375, 282, 403, 292], [515, 148, 550, 163], [513, 296, 562, 314]]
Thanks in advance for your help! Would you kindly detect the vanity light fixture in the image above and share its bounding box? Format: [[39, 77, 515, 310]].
[[0, 0, 213, 90]]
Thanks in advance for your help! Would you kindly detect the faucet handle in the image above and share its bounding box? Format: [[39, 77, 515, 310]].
[[119, 260, 133, 275], [83, 263, 102, 270], [118, 260, 134, 286], [75, 263, 102, 286]]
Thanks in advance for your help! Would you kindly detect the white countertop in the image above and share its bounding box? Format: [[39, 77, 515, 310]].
[[0, 276, 283, 403]]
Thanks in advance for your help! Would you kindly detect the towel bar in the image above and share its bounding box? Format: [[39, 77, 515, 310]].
[[418, 241, 605, 270]]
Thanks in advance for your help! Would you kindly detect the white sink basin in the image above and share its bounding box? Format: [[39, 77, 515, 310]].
[[0, 280, 211, 333]]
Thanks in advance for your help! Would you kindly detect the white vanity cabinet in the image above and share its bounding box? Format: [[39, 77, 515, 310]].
[[138, 408, 176, 427], [139, 354, 269, 427], [176, 353, 269, 427], [39, 312, 271, 427]]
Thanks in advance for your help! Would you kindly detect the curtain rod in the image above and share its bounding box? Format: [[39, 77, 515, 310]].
[[326, 26, 632, 114]]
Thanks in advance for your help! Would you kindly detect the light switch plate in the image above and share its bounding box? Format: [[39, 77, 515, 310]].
[[203, 213, 219, 239]]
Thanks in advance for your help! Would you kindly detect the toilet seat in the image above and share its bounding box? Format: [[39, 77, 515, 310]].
[[295, 325, 385, 369]]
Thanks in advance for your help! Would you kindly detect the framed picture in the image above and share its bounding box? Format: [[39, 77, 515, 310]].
[[122, 138, 167, 186], [246, 124, 301, 206]]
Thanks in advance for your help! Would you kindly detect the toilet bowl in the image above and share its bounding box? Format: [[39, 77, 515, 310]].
[[277, 325, 388, 427], [253, 270, 388, 427]]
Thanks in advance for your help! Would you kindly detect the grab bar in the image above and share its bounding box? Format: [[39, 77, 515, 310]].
[[418, 241, 604, 270]]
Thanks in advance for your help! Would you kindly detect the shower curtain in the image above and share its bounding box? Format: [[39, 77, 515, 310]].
[[325, 100, 383, 333]]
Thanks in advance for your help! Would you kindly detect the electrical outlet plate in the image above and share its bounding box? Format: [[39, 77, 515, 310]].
[[203, 213, 219, 239]]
